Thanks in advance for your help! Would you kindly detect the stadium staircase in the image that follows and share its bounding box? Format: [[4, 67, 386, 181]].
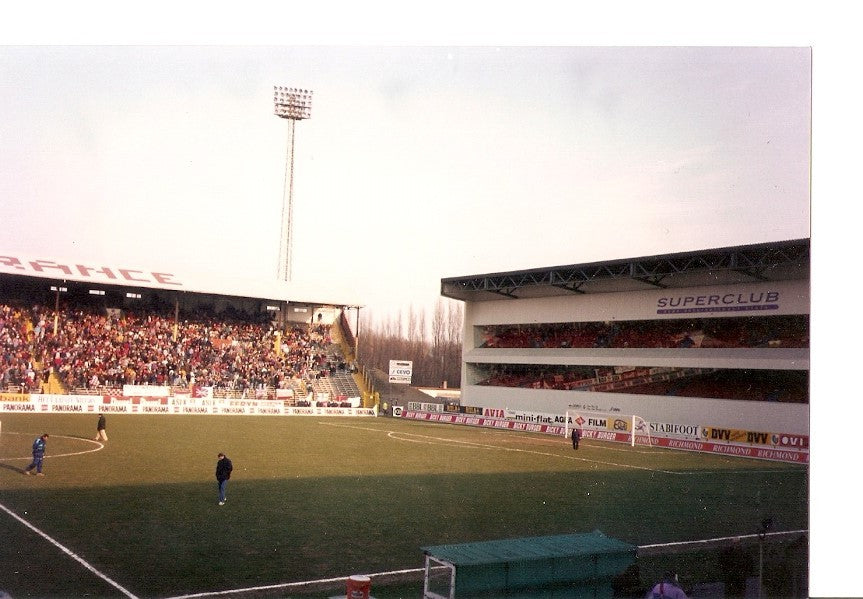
[[288, 377, 309, 400], [41, 370, 65, 394], [316, 315, 370, 403], [14, 312, 64, 395], [310, 341, 362, 401]]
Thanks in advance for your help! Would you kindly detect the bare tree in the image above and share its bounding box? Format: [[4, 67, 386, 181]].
[[358, 300, 462, 388], [444, 300, 464, 387]]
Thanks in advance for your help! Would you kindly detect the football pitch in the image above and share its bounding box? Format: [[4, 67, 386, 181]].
[[0, 413, 807, 598]]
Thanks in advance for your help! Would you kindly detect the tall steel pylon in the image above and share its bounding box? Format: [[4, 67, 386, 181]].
[[273, 86, 312, 282]]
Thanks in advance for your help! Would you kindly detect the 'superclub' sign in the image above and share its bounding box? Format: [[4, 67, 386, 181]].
[[0, 255, 182, 287]]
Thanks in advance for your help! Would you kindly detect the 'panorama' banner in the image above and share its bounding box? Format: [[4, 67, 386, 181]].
[[0, 394, 376, 417]]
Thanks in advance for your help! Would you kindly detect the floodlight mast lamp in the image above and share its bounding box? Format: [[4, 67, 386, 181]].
[[273, 86, 313, 282]]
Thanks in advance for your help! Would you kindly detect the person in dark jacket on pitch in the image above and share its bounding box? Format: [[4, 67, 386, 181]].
[[216, 453, 233, 505], [571, 427, 582, 450], [94, 413, 108, 441]]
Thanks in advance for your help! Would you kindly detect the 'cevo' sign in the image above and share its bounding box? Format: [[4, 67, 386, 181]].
[[389, 360, 413, 384]]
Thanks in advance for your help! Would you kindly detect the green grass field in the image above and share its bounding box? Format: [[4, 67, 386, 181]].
[[0, 413, 807, 598]]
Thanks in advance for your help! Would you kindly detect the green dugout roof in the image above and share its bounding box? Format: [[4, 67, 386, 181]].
[[422, 530, 636, 596], [422, 531, 635, 566]]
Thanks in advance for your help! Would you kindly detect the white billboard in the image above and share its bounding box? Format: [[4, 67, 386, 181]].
[[389, 360, 413, 384]]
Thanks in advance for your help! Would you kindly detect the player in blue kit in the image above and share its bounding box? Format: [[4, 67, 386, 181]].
[[24, 434, 49, 476]]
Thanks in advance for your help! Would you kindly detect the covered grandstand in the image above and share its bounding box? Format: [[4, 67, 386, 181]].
[[0, 252, 365, 404], [436, 238, 810, 462]]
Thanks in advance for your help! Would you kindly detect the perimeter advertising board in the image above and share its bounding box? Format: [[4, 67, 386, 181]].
[[0, 393, 377, 417], [397, 405, 808, 463]]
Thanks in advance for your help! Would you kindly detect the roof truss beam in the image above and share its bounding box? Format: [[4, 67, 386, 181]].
[[440, 239, 808, 302]]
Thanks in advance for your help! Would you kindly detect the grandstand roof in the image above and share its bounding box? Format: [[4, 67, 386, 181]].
[[0, 252, 362, 308], [440, 238, 810, 303]]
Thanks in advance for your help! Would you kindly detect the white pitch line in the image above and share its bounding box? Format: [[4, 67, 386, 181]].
[[493, 431, 660, 454], [322, 422, 803, 476], [0, 501, 139, 599], [1, 432, 103, 461], [321, 421, 683, 475], [639, 529, 809, 552], [163, 567, 426, 599], [388, 430, 684, 474]]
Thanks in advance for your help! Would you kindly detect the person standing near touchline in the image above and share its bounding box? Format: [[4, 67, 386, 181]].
[[94, 413, 108, 441], [24, 434, 49, 476], [571, 427, 581, 450], [216, 453, 233, 506]]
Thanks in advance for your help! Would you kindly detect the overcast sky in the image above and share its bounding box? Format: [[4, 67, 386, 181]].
[[1, 43, 811, 318]]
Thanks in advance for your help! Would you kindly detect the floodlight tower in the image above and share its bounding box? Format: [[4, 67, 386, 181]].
[[273, 86, 313, 282]]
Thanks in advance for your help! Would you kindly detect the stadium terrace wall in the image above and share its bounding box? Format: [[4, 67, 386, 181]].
[[454, 278, 809, 461]]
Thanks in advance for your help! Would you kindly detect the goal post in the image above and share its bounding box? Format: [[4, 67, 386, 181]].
[[565, 410, 652, 447], [423, 555, 456, 599]]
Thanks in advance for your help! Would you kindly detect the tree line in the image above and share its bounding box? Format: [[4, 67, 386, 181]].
[[357, 298, 463, 389]]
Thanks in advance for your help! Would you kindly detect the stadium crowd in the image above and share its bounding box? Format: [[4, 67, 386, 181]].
[[1, 299, 352, 399], [1, 303, 39, 391], [478, 315, 809, 350], [475, 363, 808, 403], [472, 315, 809, 403]]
